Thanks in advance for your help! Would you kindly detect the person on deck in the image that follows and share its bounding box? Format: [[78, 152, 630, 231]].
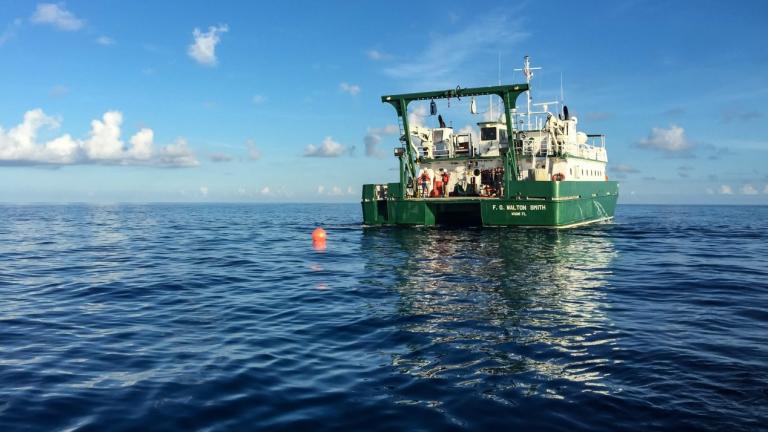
[[441, 171, 450, 197], [419, 170, 430, 197]]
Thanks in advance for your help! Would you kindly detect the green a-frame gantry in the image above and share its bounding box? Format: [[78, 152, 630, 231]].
[[381, 84, 529, 199]]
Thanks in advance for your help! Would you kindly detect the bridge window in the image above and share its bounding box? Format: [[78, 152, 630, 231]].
[[481, 127, 497, 141]]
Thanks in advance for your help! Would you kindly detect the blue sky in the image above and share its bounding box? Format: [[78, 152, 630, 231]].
[[1, 0, 766, 203]]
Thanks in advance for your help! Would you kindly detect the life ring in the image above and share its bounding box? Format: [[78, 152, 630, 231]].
[[552, 173, 565, 182]]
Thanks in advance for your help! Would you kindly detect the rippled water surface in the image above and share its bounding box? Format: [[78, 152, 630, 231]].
[[1, 204, 767, 431]]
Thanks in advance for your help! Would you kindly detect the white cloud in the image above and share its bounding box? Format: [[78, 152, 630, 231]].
[[252, 94, 266, 104], [156, 138, 197, 167], [95, 35, 114, 46], [764, 185, 768, 194], [199, 186, 209, 197], [741, 184, 758, 195], [339, 82, 361, 96], [719, 185, 733, 195], [383, 13, 527, 86], [260, 186, 270, 195], [304, 136, 347, 157], [82, 111, 125, 159], [408, 104, 428, 128], [0, 108, 198, 166], [637, 125, 694, 153], [364, 124, 399, 158], [187, 24, 228, 66], [31, 3, 84, 31], [128, 128, 153, 160], [347, 186, 355, 195], [366, 49, 390, 60], [317, 185, 344, 196]]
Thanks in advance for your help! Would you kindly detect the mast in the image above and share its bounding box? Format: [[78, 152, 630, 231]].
[[514, 55, 541, 130]]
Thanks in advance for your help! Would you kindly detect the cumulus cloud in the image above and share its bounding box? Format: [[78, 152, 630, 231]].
[[0, 108, 198, 166], [304, 136, 347, 157], [637, 125, 694, 153], [364, 124, 399, 158], [252, 94, 266, 104], [188, 24, 228, 66], [199, 186, 209, 197], [31, 3, 84, 31], [408, 103, 429, 128], [95, 35, 114, 46], [719, 185, 733, 195], [260, 186, 270, 195], [741, 184, 758, 195], [339, 82, 361, 96], [317, 185, 325, 194], [156, 138, 197, 167]]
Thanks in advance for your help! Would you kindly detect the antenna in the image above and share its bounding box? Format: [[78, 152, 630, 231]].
[[514, 55, 542, 130]]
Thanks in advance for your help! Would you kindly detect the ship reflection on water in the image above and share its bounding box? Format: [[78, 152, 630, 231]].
[[363, 225, 619, 402]]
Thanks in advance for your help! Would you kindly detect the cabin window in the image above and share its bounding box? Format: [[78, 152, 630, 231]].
[[481, 127, 497, 141], [433, 130, 443, 142]]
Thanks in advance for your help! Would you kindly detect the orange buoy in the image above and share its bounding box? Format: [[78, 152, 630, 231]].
[[312, 227, 327, 242]]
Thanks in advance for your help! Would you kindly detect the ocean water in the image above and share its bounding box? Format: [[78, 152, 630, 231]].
[[0, 204, 766, 431]]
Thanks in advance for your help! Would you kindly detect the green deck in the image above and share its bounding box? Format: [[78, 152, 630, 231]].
[[361, 181, 618, 227]]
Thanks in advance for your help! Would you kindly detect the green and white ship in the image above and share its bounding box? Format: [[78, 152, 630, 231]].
[[362, 56, 618, 228]]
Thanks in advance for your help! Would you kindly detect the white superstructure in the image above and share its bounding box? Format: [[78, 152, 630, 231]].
[[407, 56, 609, 198]]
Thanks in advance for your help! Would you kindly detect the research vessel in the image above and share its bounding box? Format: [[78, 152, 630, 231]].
[[361, 56, 618, 227]]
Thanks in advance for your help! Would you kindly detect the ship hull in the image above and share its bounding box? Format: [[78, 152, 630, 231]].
[[362, 181, 618, 228]]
